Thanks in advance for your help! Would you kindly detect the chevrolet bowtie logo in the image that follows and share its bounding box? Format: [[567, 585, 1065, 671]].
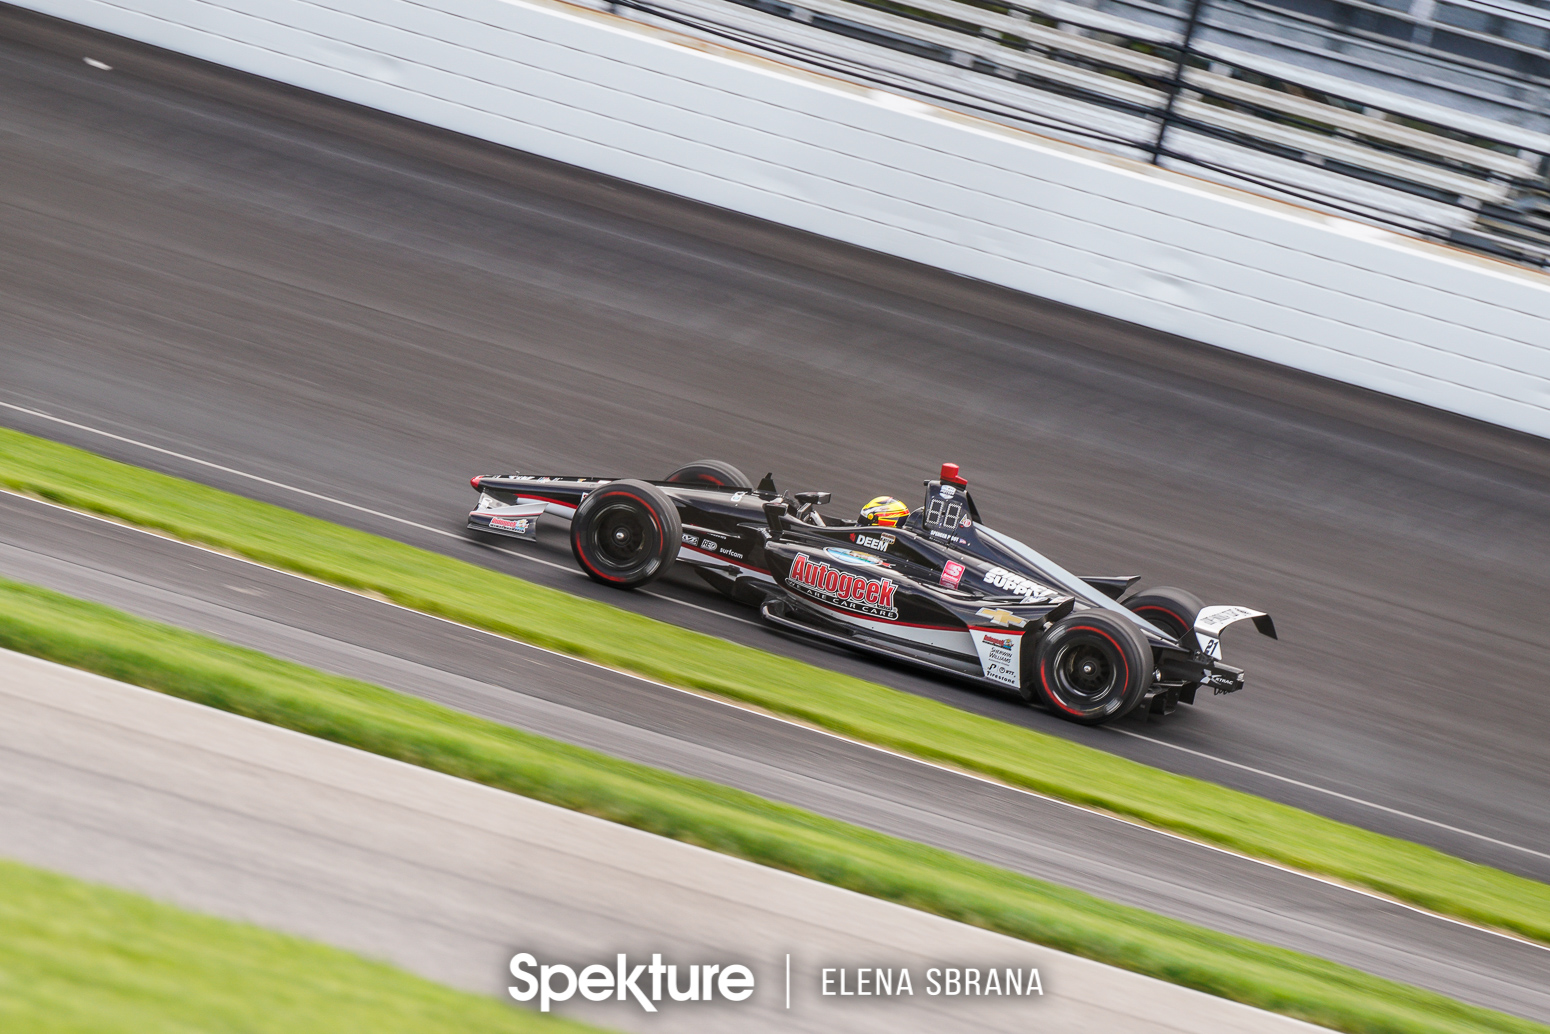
[[975, 607, 1027, 628]]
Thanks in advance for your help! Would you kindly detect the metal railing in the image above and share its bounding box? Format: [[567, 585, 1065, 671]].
[[588, 0, 1550, 266]]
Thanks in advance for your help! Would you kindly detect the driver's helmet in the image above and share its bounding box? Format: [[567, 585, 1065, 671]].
[[858, 496, 910, 527]]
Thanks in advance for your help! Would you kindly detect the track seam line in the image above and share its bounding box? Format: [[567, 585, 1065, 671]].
[[4, 490, 1547, 954], [1111, 728, 1550, 864]]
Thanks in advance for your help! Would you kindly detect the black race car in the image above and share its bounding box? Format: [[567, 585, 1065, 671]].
[[466, 460, 1275, 725]]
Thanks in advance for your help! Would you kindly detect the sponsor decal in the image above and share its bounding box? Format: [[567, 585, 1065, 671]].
[[683, 533, 743, 561], [1205, 670, 1242, 693], [729, 491, 747, 503], [982, 567, 1050, 599], [940, 485, 957, 499], [1194, 605, 1268, 637], [490, 516, 531, 533], [825, 547, 883, 567], [974, 607, 1027, 628], [787, 552, 898, 620], [512, 475, 537, 480], [972, 628, 1023, 688], [960, 516, 973, 528], [851, 532, 895, 552], [939, 560, 965, 589]]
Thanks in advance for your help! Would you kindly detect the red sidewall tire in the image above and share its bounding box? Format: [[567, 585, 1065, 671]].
[[570, 479, 682, 589], [663, 459, 752, 490], [1122, 586, 1202, 644], [1035, 611, 1153, 725]]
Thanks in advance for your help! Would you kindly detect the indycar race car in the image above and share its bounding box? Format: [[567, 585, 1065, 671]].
[[466, 460, 1276, 725]]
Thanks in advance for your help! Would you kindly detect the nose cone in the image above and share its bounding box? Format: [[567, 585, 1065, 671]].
[[470, 476, 483, 489]]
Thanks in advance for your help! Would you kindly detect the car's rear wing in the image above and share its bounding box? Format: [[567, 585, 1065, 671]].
[[1193, 606, 1278, 658]]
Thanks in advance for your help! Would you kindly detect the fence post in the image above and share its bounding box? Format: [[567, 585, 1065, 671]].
[[1151, 0, 1208, 164]]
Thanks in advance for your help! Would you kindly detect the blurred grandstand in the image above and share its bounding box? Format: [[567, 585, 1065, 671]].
[[585, 0, 1550, 266]]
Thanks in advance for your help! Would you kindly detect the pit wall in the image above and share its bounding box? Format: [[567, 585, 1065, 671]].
[[17, 0, 1550, 437]]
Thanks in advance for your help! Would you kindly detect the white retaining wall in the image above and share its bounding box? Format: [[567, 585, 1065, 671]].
[[18, 0, 1550, 437]]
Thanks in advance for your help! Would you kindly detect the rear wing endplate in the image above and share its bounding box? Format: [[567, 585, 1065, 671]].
[[1194, 605, 1277, 657]]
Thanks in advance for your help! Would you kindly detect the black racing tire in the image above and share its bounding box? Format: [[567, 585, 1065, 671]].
[[663, 459, 752, 490], [570, 479, 681, 589], [1034, 610, 1154, 725], [1122, 586, 1202, 645]]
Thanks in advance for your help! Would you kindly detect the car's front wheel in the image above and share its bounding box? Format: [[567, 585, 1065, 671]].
[[570, 479, 681, 588], [1034, 610, 1153, 724]]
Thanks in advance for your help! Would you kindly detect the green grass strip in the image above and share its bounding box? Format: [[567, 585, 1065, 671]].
[[0, 577, 1542, 1034], [0, 856, 600, 1034], [1, 427, 1546, 946]]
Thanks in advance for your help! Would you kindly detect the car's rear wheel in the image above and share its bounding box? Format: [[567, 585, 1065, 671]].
[[663, 459, 752, 490], [1035, 610, 1153, 724], [570, 479, 681, 588], [1122, 586, 1202, 645]]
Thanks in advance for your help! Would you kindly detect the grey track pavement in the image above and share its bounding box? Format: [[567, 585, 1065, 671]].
[[1, 12, 1548, 889], [0, 648, 1337, 1034], [1, 492, 1547, 1022]]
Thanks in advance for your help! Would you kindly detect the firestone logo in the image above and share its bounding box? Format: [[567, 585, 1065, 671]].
[[509, 953, 754, 1013], [787, 552, 898, 620]]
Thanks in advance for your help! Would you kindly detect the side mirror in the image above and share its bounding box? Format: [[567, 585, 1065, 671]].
[[791, 491, 832, 526]]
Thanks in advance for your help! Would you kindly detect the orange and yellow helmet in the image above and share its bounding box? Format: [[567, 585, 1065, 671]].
[[858, 496, 910, 527]]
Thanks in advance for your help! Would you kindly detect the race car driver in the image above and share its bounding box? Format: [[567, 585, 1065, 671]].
[[858, 496, 911, 527]]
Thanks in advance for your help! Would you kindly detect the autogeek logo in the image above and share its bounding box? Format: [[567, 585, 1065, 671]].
[[509, 953, 754, 1012]]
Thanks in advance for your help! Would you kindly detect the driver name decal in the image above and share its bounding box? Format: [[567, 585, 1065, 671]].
[[788, 553, 898, 620]]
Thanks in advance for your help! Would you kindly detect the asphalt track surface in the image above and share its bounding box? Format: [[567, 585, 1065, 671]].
[[3, 492, 1548, 1022], [0, 0, 1548, 993], [2, 650, 1337, 1034]]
